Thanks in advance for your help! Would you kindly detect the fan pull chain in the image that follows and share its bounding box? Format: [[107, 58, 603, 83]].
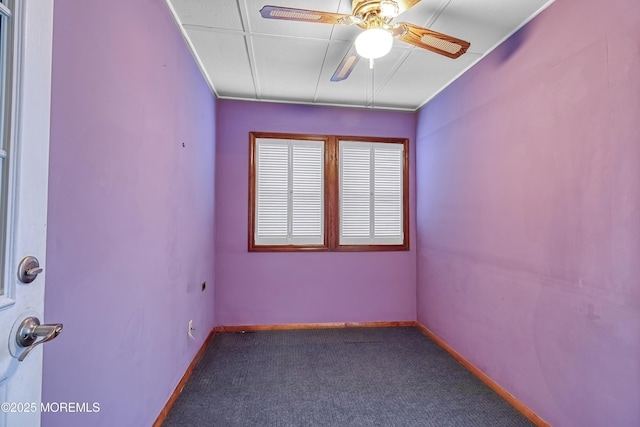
[[370, 58, 375, 108], [364, 58, 376, 108], [365, 58, 370, 107]]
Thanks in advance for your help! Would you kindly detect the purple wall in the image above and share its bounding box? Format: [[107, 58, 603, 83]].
[[215, 100, 416, 326], [42, 1, 216, 426], [415, 0, 640, 426]]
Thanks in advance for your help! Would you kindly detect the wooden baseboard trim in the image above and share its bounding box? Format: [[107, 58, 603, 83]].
[[153, 328, 216, 427], [213, 320, 415, 333], [415, 322, 550, 427]]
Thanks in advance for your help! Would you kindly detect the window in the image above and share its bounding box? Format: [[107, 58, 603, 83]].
[[339, 141, 405, 246], [253, 137, 326, 247], [249, 132, 409, 252], [0, 0, 14, 296]]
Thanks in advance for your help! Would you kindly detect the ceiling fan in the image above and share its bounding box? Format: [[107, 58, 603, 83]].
[[260, 0, 471, 82]]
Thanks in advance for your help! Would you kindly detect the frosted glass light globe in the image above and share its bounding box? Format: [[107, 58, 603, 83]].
[[380, 0, 399, 18], [355, 28, 393, 59]]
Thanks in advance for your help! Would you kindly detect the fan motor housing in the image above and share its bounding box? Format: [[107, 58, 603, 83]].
[[353, 0, 384, 17], [353, 0, 389, 29]]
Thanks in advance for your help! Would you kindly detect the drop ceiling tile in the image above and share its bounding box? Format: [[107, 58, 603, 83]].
[[330, 23, 362, 42], [373, 49, 479, 109], [251, 36, 329, 100], [390, 0, 444, 27], [431, 0, 553, 53], [170, 0, 243, 30], [186, 28, 255, 98], [335, 0, 353, 14]]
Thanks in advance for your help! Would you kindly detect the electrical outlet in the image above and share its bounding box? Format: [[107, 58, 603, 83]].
[[188, 320, 195, 339]]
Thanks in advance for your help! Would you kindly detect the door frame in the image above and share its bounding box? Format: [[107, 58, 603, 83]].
[[0, 1, 54, 426], [0, 0, 55, 309]]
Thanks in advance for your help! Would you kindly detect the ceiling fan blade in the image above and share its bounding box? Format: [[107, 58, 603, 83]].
[[395, 22, 470, 58], [260, 6, 351, 25], [331, 45, 361, 82]]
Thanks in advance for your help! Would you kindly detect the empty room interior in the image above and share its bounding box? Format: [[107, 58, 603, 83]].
[[17, 0, 638, 426]]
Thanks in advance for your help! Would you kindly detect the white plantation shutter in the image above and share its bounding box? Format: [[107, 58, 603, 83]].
[[340, 141, 404, 245], [374, 146, 403, 238], [340, 144, 371, 239], [291, 143, 324, 242], [256, 140, 289, 244], [254, 138, 324, 246]]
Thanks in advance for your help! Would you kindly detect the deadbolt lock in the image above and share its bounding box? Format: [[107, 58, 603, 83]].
[[18, 256, 43, 284]]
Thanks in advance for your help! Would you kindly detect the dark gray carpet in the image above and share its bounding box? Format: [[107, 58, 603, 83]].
[[163, 327, 533, 427]]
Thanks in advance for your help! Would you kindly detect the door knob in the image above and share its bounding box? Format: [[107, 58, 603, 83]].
[[18, 256, 43, 283], [15, 316, 63, 361]]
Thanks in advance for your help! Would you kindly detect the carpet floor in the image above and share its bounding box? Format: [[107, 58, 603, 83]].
[[163, 327, 533, 426]]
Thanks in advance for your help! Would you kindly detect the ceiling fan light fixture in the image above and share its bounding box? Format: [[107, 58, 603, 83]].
[[379, 1, 399, 18], [355, 28, 393, 59]]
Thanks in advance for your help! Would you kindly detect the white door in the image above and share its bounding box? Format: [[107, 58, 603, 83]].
[[0, 1, 55, 427]]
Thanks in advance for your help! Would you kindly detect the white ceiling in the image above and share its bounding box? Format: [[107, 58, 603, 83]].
[[166, 0, 554, 111]]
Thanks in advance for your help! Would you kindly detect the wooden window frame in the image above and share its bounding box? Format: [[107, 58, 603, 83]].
[[249, 132, 409, 252], [332, 135, 409, 252], [249, 132, 331, 252]]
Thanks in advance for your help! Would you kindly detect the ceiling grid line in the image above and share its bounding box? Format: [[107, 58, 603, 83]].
[[424, 0, 453, 28], [239, 0, 262, 99], [370, 50, 412, 99], [183, 24, 369, 45], [313, 0, 353, 103], [311, 43, 334, 103]]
